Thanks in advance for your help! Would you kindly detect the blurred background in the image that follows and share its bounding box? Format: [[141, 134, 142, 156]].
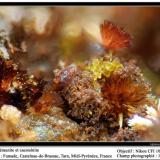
[[0, 6, 160, 95]]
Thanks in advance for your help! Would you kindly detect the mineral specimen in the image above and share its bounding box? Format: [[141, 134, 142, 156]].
[[0, 19, 159, 142]]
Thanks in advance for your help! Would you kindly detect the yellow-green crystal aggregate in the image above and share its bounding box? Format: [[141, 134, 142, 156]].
[[85, 58, 123, 81]]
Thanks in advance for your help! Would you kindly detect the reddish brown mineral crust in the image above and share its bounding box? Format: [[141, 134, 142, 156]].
[[54, 69, 112, 137], [30, 92, 54, 114], [53, 64, 77, 91], [0, 52, 46, 112], [30, 89, 63, 114], [110, 128, 141, 141], [61, 71, 107, 125]]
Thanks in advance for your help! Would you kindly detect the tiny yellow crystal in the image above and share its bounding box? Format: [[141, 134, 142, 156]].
[[85, 58, 123, 81]]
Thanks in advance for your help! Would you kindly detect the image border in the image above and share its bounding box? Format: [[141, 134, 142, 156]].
[[0, 1, 159, 146]]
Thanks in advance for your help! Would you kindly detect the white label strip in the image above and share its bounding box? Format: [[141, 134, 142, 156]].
[[0, 146, 160, 160]]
